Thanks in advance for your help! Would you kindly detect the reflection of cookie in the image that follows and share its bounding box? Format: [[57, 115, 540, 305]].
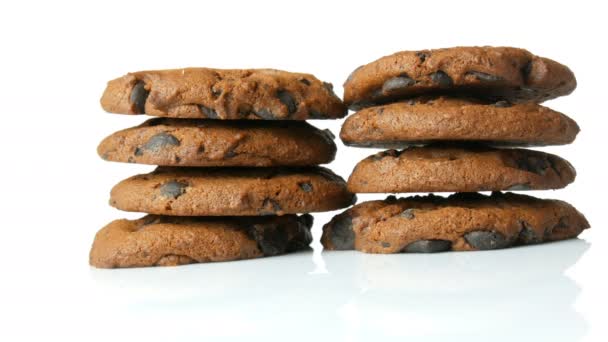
[[110, 167, 355, 216], [347, 146, 575, 193], [98, 118, 336, 167], [90, 214, 313, 268], [322, 192, 589, 253], [343, 47, 576, 109], [101, 68, 346, 120], [340, 97, 579, 147]]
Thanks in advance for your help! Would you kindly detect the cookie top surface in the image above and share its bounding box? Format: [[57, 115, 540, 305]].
[[343, 46, 576, 109], [99, 118, 337, 167], [340, 97, 579, 148], [347, 145, 575, 193], [101, 68, 347, 120], [322, 192, 589, 253], [90, 214, 313, 268], [111, 166, 356, 216]]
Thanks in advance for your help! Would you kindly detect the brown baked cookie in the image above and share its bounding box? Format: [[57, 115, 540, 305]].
[[340, 97, 579, 147], [322, 192, 589, 253], [110, 167, 355, 216], [101, 68, 346, 120], [343, 46, 576, 109], [90, 214, 313, 268], [98, 118, 336, 167], [347, 145, 575, 193]]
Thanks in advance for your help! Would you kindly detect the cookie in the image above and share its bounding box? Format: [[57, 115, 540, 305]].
[[98, 118, 337, 167], [347, 145, 575, 193], [343, 46, 576, 109], [90, 214, 313, 268], [340, 97, 579, 147], [321, 192, 589, 253], [101, 68, 347, 120], [110, 167, 355, 216]]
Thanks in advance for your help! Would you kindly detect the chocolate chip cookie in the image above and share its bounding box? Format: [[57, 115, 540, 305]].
[[101, 68, 347, 120], [90, 214, 313, 268], [98, 118, 337, 167], [340, 97, 579, 147], [343, 46, 576, 109], [110, 167, 355, 216], [347, 145, 575, 193], [322, 192, 589, 253]]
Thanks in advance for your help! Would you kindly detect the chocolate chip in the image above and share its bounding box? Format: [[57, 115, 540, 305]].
[[400, 209, 415, 219], [142, 132, 180, 152], [322, 82, 336, 96], [134, 147, 143, 156], [507, 183, 531, 191], [403, 239, 451, 253], [381, 242, 391, 248], [516, 156, 549, 175], [159, 180, 188, 199], [197, 145, 205, 154], [211, 87, 222, 98], [466, 71, 503, 82], [416, 51, 428, 63], [517, 221, 540, 245], [130, 81, 149, 114], [251, 224, 289, 256], [298, 182, 313, 192], [198, 105, 218, 119], [328, 214, 354, 250], [261, 198, 282, 215], [521, 61, 533, 80], [382, 75, 416, 93], [299, 78, 311, 86], [277, 90, 297, 114], [429, 71, 453, 87], [322, 129, 335, 140], [385, 195, 397, 203], [464, 230, 510, 250], [254, 108, 276, 120], [493, 100, 512, 108]]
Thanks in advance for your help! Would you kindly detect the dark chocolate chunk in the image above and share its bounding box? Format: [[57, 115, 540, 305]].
[[277, 90, 297, 114], [254, 108, 276, 120], [400, 209, 416, 219], [507, 183, 532, 191], [466, 71, 503, 82], [328, 214, 354, 250], [464, 230, 510, 250], [415, 51, 428, 63], [134, 147, 143, 156], [159, 180, 188, 199], [251, 224, 289, 256], [493, 100, 512, 108], [299, 78, 311, 86], [381, 242, 391, 248], [130, 81, 149, 114], [298, 182, 313, 192], [142, 132, 180, 152], [382, 75, 415, 93], [260, 198, 282, 215], [403, 239, 452, 253], [517, 221, 540, 244], [198, 105, 218, 119], [516, 156, 549, 175], [429, 71, 453, 87]]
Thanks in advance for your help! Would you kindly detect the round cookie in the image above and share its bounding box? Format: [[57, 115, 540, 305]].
[[322, 192, 589, 253], [101, 68, 347, 120], [347, 145, 575, 193], [110, 167, 356, 216], [340, 97, 579, 148], [343, 46, 576, 109], [98, 118, 337, 167], [90, 214, 313, 268]]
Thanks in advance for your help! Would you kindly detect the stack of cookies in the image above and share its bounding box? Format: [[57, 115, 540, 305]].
[[322, 47, 590, 253], [90, 68, 355, 268]]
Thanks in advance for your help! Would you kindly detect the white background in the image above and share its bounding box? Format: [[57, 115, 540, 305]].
[[1, 0, 606, 341]]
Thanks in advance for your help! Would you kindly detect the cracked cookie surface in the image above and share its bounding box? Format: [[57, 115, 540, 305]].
[[90, 214, 313, 268], [98, 118, 336, 167], [321, 192, 589, 253], [343, 46, 576, 109], [110, 166, 355, 216], [101, 68, 346, 120], [340, 97, 579, 148], [347, 145, 575, 193]]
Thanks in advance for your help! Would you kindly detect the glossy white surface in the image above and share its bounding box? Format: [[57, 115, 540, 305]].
[[87, 239, 588, 341]]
